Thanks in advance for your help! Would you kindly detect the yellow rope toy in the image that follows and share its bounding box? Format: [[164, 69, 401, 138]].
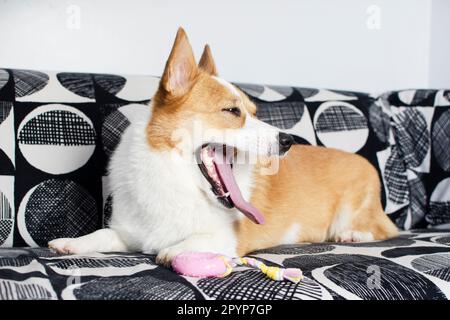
[[225, 257, 303, 283]]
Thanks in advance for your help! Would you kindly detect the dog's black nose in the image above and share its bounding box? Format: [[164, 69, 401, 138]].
[[278, 132, 294, 154]]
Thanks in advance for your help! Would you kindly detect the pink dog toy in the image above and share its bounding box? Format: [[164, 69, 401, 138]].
[[172, 252, 303, 283]]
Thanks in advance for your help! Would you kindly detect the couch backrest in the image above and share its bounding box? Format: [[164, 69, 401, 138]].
[[0, 68, 449, 247], [239, 84, 450, 231], [0, 69, 159, 247], [377, 90, 450, 229]]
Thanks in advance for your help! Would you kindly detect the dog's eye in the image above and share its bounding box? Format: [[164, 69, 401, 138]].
[[222, 107, 241, 117]]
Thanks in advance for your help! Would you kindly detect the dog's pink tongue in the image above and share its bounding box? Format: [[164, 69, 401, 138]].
[[213, 151, 265, 224]]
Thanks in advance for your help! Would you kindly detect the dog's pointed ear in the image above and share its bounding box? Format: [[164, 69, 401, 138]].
[[198, 44, 218, 76], [160, 27, 198, 97]]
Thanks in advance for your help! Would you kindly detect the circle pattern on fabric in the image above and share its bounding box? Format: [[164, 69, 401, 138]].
[[266, 85, 293, 99], [432, 110, 450, 171], [384, 147, 409, 205], [18, 104, 96, 174], [411, 254, 450, 282], [114, 76, 160, 101], [393, 109, 429, 168], [369, 102, 390, 144], [198, 270, 327, 300], [50, 256, 156, 271], [444, 90, 450, 103], [12, 70, 49, 97], [72, 275, 196, 300], [251, 243, 335, 255], [295, 87, 319, 99], [398, 90, 436, 105], [314, 101, 369, 153], [102, 111, 130, 156], [57, 73, 95, 99], [0, 279, 56, 299], [102, 103, 148, 156], [0, 191, 13, 246], [0, 69, 9, 91], [17, 179, 97, 247], [329, 89, 358, 98], [0, 102, 12, 125], [103, 195, 113, 227], [407, 177, 427, 228], [427, 178, 450, 226], [0, 220, 13, 246], [434, 236, 450, 245], [235, 83, 263, 97], [235, 83, 293, 101], [256, 101, 304, 129], [94, 74, 126, 96]]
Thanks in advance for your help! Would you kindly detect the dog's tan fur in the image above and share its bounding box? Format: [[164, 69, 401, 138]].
[[235, 146, 398, 255], [148, 28, 398, 256]]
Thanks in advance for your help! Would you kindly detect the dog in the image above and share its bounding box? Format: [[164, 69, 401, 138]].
[[49, 28, 398, 266]]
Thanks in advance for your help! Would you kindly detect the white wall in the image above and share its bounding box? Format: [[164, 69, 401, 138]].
[[0, 0, 447, 92], [429, 0, 450, 88]]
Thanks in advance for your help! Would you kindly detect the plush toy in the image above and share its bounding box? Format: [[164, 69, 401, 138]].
[[172, 252, 303, 283]]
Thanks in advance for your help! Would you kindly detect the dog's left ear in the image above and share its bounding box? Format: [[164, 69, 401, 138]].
[[199, 44, 218, 76]]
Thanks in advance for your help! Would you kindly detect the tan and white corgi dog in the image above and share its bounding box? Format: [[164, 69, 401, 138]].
[[49, 28, 398, 265]]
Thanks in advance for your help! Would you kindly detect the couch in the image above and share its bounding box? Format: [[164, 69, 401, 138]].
[[0, 68, 449, 300]]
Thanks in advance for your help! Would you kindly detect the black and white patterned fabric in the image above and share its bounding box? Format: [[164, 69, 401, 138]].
[[0, 68, 158, 247], [0, 230, 448, 300], [0, 68, 449, 299], [19, 179, 98, 247], [237, 84, 450, 230], [377, 90, 450, 229]]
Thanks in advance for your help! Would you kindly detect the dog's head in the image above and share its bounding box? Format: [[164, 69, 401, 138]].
[[147, 28, 294, 224]]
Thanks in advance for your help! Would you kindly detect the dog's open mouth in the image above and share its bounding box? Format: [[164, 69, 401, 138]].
[[197, 144, 265, 224]]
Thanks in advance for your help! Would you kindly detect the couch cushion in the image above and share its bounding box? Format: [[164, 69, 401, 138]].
[[0, 68, 159, 247], [0, 229, 448, 300], [236, 84, 450, 230], [377, 90, 450, 229]]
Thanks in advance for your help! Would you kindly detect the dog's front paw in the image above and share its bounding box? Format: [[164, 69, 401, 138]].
[[156, 246, 184, 267], [48, 238, 91, 255], [48, 238, 75, 254]]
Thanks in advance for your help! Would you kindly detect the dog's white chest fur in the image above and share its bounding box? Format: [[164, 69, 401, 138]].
[[107, 116, 241, 257]]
